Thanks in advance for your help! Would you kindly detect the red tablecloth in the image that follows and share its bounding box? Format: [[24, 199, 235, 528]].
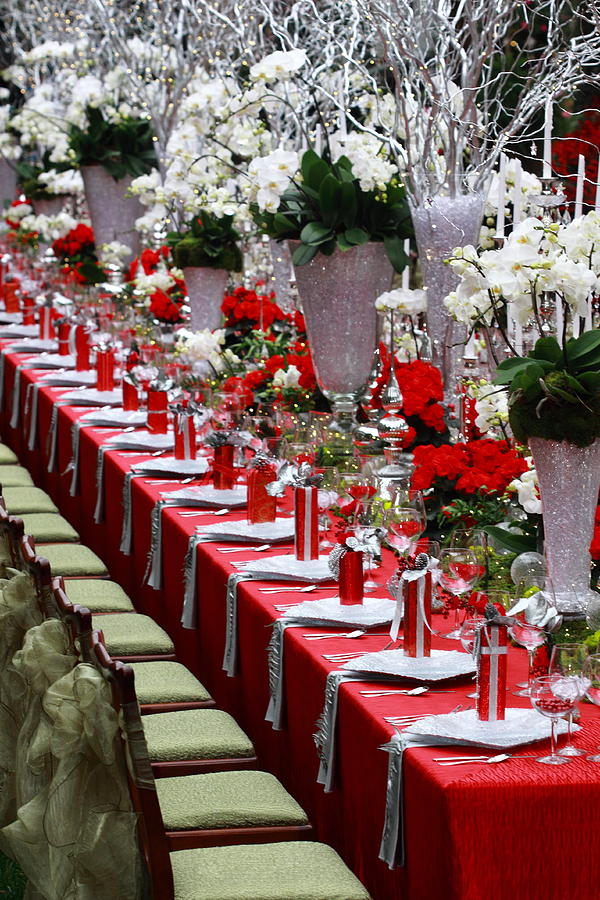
[[2, 342, 600, 900]]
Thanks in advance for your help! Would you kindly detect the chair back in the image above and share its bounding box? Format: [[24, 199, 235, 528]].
[[0, 500, 25, 570], [18, 534, 55, 618]]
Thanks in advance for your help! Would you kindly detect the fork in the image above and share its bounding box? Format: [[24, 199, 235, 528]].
[[178, 509, 229, 517], [435, 754, 540, 766], [217, 544, 271, 553], [360, 688, 452, 696], [322, 651, 371, 661], [304, 631, 389, 640], [260, 585, 318, 594]]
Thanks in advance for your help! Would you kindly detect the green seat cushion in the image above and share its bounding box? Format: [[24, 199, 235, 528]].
[[130, 661, 211, 705], [20, 513, 79, 543], [143, 709, 254, 762], [2, 487, 58, 514], [0, 466, 33, 487], [36, 543, 108, 577], [0, 445, 18, 465], [157, 771, 307, 831], [62, 579, 134, 613], [94, 613, 174, 655], [169, 842, 370, 900]]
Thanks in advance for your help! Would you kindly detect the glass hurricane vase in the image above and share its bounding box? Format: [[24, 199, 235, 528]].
[[410, 185, 486, 389], [529, 436, 600, 618], [182, 266, 228, 333], [289, 240, 393, 436]]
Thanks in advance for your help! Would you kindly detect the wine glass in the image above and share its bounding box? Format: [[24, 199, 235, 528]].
[[510, 577, 555, 694], [315, 467, 339, 551], [581, 653, 600, 761], [449, 528, 487, 588], [459, 615, 485, 698], [384, 490, 426, 555], [438, 548, 480, 639], [548, 643, 589, 756], [352, 499, 385, 592], [530, 674, 581, 765]]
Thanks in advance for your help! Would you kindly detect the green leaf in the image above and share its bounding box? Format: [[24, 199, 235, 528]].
[[336, 234, 355, 251], [483, 525, 537, 555], [383, 234, 408, 273], [578, 371, 600, 391], [344, 227, 369, 246], [272, 213, 296, 236], [301, 152, 330, 191], [566, 331, 600, 364], [531, 337, 562, 364], [299, 222, 333, 245], [338, 182, 357, 229], [292, 242, 318, 266], [319, 174, 342, 229]]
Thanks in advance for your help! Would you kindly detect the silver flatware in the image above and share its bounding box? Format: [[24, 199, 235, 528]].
[[304, 631, 389, 640], [217, 543, 271, 553]]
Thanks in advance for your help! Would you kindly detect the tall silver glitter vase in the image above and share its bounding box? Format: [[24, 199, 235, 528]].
[[81, 165, 142, 262], [33, 196, 66, 218], [289, 240, 393, 433], [410, 189, 485, 387], [182, 266, 228, 332], [0, 159, 17, 208], [529, 437, 600, 617], [269, 239, 293, 309]]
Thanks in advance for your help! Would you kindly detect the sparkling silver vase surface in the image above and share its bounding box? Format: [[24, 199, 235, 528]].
[[529, 437, 600, 616], [410, 190, 485, 384], [289, 241, 393, 423], [81, 166, 142, 263], [182, 266, 228, 332], [0, 159, 17, 209], [33, 196, 66, 218]]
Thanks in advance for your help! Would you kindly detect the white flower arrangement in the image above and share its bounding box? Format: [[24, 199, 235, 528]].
[[19, 211, 78, 242], [272, 365, 301, 389], [468, 379, 510, 434], [134, 270, 176, 295], [97, 241, 132, 266], [249, 49, 308, 84], [375, 287, 427, 315], [508, 460, 541, 515], [37, 168, 83, 195], [247, 147, 300, 213]]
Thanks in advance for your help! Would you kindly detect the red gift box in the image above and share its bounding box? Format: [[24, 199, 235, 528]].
[[96, 348, 116, 391], [57, 321, 71, 356], [213, 444, 235, 489], [147, 389, 168, 434], [339, 549, 364, 605], [247, 462, 277, 524], [39, 306, 58, 340], [3, 282, 20, 313], [294, 485, 319, 561], [122, 379, 139, 411], [174, 416, 197, 460], [403, 572, 432, 658], [75, 325, 91, 371], [476, 622, 508, 722], [21, 294, 36, 325]]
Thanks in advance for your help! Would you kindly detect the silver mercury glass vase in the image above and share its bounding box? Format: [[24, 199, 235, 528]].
[[81, 165, 143, 263], [182, 267, 228, 333], [289, 240, 394, 435], [410, 186, 485, 389], [529, 437, 600, 618], [0, 159, 17, 208]]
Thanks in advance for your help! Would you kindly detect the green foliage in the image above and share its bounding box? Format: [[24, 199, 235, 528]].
[[168, 211, 243, 271], [0, 850, 26, 898], [69, 107, 157, 180], [253, 149, 412, 272], [494, 334, 600, 447]]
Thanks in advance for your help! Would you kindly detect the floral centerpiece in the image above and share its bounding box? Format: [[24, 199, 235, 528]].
[[51, 223, 106, 285]]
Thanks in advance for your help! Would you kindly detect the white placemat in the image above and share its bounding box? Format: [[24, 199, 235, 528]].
[[39, 370, 98, 387], [282, 595, 395, 627], [341, 648, 476, 681], [81, 408, 146, 428], [0, 324, 38, 338], [157, 483, 245, 504], [23, 353, 75, 369], [404, 707, 574, 749], [197, 518, 294, 543], [57, 387, 122, 406], [105, 431, 174, 451], [234, 555, 334, 582], [6, 339, 57, 353], [0, 312, 23, 325], [131, 457, 210, 477]]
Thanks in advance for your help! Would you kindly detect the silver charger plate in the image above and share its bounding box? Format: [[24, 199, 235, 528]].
[[80, 409, 146, 428], [39, 370, 97, 387], [105, 431, 174, 451], [403, 707, 574, 749], [198, 518, 294, 543], [234, 554, 334, 583], [158, 483, 245, 505], [57, 388, 122, 406], [130, 457, 210, 477], [342, 648, 476, 681], [283, 595, 396, 627]]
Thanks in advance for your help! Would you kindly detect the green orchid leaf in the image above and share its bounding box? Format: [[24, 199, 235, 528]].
[[344, 227, 369, 245], [483, 525, 537, 555], [292, 242, 318, 266], [299, 222, 334, 245], [319, 174, 342, 229], [565, 331, 600, 364], [531, 337, 562, 364], [383, 234, 409, 273]]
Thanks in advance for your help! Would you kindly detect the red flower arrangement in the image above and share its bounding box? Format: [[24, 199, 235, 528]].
[[51, 223, 105, 285], [222, 284, 284, 330], [553, 110, 600, 208], [126, 245, 187, 324], [412, 439, 528, 497]]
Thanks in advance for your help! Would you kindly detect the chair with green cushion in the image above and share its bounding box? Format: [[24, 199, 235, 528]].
[[0, 444, 18, 465], [19, 513, 79, 543], [93, 612, 176, 661], [35, 542, 108, 577], [59, 577, 135, 613], [1, 487, 58, 514], [0, 466, 34, 487], [130, 661, 215, 713]]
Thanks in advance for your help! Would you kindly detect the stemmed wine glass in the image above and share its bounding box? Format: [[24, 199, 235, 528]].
[[530, 674, 582, 765], [459, 615, 485, 698], [510, 577, 555, 695], [438, 548, 480, 639], [384, 490, 426, 556], [582, 653, 600, 761], [548, 643, 589, 756], [352, 499, 385, 592], [315, 467, 339, 551], [449, 528, 487, 588]]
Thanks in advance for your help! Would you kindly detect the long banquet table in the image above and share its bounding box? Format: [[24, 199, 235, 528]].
[[2, 339, 600, 900]]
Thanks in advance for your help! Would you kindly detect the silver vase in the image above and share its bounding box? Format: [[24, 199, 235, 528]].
[[410, 189, 485, 386], [182, 266, 228, 332], [289, 241, 394, 434], [269, 239, 293, 310], [0, 159, 16, 208], [529, 437, 600, 617], [33, 196, 66, 217], [81, 165, 142, 262]]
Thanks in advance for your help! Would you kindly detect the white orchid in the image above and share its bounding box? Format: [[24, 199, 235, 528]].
[[509, 462, 541, 515], [272, 365, 301, 390], [248, 147, 299, 212], [249, 50, 308, 84], [375, 287, 427, 315]]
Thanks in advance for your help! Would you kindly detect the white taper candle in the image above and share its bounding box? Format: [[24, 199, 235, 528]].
[[574, 154, 585, 218], [543, 98, 553, 179]]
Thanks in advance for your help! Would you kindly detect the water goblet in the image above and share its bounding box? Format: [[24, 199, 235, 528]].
[[581, 653, 600, 761], [459, 615, 485, 698], [449, 528, 487, 587], [352, 499, 385, 592], [549, 643, 589, 756], [438, 548, 479, 639], [529, 674, 581, 765], [315, 467, 339, 551], [384, 490, 426, 556], [510, 577, 556, 693]]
